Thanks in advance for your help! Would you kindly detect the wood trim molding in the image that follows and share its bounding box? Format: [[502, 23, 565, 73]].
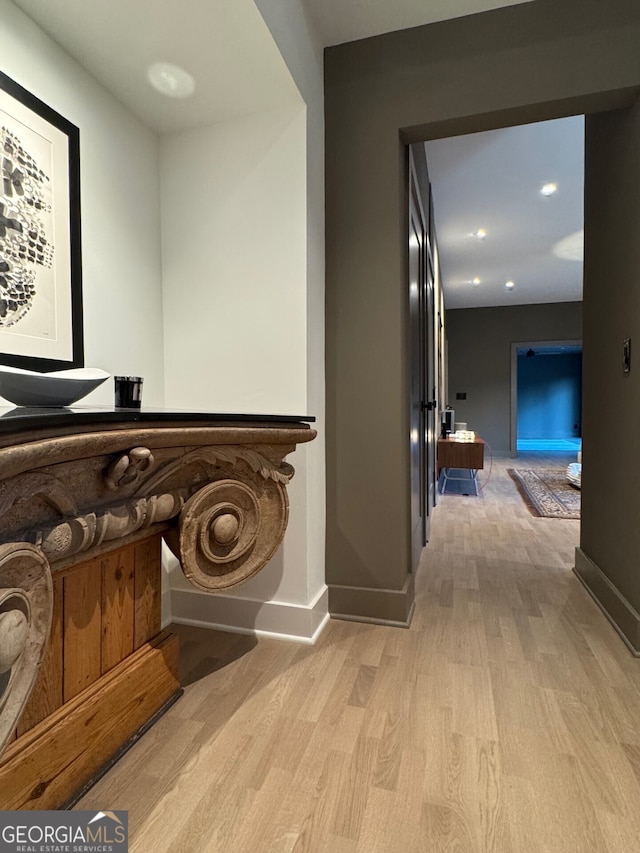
[[574, 547, 640, 656], [328, 574, 416, 627]]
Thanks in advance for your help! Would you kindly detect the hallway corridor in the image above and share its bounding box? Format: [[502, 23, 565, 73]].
[[78, 456, 640, 852]]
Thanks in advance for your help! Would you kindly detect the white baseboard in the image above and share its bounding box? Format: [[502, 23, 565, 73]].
[[169, 584, 330, 645]]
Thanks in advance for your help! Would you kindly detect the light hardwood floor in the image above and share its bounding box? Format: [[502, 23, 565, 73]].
[[76, 454, 640, 852]]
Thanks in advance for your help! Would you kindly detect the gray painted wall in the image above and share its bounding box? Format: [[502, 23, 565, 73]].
[[324, 0, 640, 623], [581, 100, 640, 619], [446, 303, 583, 454]]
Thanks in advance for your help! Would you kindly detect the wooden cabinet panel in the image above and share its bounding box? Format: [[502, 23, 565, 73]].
[[2, 533, 172, 809], [63, 559, 102, 702], [10, 534, 164, 744], [0, 632, 180, 810], [437, 438, 485, 470], [101, 548, 135, 673], [134, 536, 162, 650]]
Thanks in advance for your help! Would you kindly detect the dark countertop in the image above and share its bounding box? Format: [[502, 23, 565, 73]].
[[0, 406, 315, 434]]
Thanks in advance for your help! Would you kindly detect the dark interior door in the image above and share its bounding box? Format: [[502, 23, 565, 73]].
[[409, 151, 436, 570], [409, 179, 426, 571], [425, 241, 436, 514]]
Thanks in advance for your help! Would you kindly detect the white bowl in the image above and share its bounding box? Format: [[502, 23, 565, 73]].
[[0, 365, 110, 407]]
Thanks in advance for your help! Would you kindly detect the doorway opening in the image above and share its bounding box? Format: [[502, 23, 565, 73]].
[[424, 116, 584, 458], [511, 340, 582, 453], [408, 114, 585, 552]]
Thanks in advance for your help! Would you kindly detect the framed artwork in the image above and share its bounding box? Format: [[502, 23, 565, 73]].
[[0, 70, 83, 371]]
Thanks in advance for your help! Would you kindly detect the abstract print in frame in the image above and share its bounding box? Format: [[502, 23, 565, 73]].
[[0, 70, 83, 371]]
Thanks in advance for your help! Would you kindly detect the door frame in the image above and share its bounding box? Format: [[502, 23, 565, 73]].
[[408, 148, 430, 565]]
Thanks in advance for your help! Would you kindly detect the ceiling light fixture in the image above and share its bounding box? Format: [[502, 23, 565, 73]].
[[472, 277, 481, 286], [474, 228, 487, 240], [147, 62, 195, 98], [505, 280, 515, 289], [541, 182, 558, 196]]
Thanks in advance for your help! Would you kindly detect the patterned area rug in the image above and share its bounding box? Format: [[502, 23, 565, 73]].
[[507, 468, 581, 519]]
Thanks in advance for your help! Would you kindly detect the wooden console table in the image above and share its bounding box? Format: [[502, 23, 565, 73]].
[[0, 407, 315, 808], [437, 436, 485, 495]]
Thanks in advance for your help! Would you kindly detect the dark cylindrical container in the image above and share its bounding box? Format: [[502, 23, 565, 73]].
[[114, 376, 143, 409]]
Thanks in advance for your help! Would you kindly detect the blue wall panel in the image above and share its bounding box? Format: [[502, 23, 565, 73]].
[[517, 352, 582, 439]]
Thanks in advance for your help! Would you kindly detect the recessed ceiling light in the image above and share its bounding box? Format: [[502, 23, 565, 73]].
[[474, 228, 487, 240], [541, 182, 558, 196], [472, 277, 481, 286], [505, 280, 515, 289], [147, 62, 195, 98]]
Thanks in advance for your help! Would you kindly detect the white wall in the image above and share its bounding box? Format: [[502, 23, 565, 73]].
[[161, 101, 328, 641], [161, 0, 327, 639], [161, 107, 307, 414], [161, 0, 328, 642], [0, 0, 164, 405], [254, 0, 327, 610]]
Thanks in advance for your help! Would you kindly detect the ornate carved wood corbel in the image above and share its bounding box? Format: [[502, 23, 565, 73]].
[[0, 543, 52, 755], [0, 414, 316, 758]]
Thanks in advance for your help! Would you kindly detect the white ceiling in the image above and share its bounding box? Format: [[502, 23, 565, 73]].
[[302, 0, 533, 46], [12, 0, 534, 133], [11, 0, 302, 133], [426, 116, 585, 310]]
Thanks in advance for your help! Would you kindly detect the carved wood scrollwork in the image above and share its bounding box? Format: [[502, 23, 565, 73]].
[[169, 474, 289, 591], [34, 491, 186, 564], [0, 543, 52, 756], [136, 445, 293, 590], [138, 445, 295, 494], [104, 447, 155, 491]]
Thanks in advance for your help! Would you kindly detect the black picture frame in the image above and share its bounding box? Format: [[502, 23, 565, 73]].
[[0, 70, 83, 372]]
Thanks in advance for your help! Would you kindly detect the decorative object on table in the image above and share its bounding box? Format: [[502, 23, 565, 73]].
[[114, 375, 143, 408], [0, 71, 83, 372], [441, 408, 455, 435], [0, 364, 108, 406], [451, 429, 475, 442], [508, 468, 581, 519]]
